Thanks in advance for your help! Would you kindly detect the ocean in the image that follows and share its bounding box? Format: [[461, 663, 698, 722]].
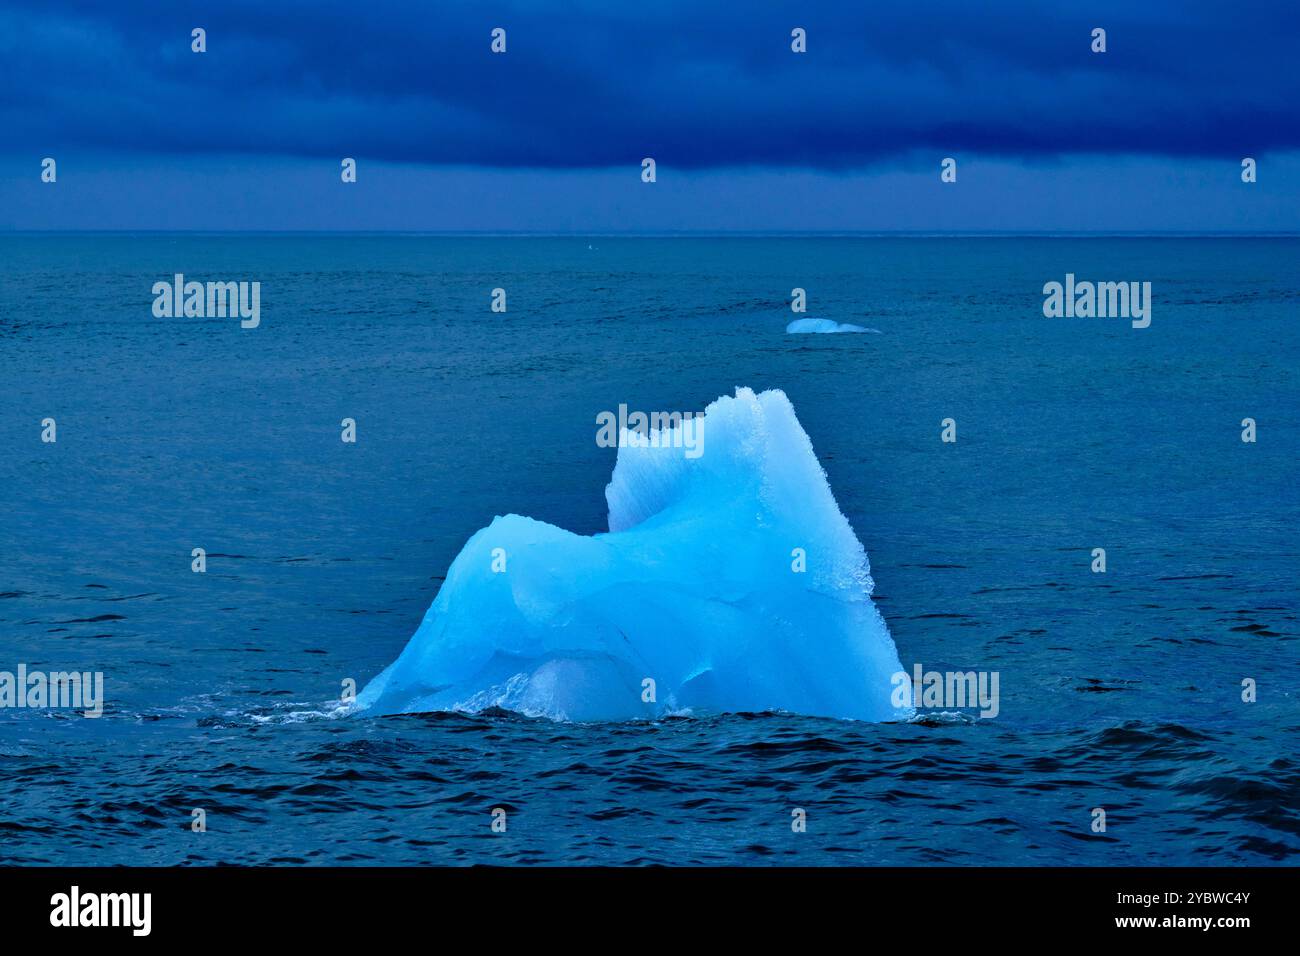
[[1, 234, 1296, 865]]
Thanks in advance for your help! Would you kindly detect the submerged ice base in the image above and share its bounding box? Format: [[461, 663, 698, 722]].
[[356, 387, 911, 722]]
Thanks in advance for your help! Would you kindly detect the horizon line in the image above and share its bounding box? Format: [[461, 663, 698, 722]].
[[3, 229, 1298, 239]]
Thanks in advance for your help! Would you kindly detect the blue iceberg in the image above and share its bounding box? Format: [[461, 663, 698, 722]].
[[355, 387, 911, 723], [786, 318, 880, 334]]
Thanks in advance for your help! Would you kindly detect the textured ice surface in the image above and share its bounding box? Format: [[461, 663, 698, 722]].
[[355, 387, 911, 722], [786, 318, 879, 334]]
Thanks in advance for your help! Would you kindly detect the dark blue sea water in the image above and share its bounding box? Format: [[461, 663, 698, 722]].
[[1, 235, 1297, 865]]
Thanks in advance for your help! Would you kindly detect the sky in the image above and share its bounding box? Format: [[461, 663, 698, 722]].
[[1, 0, 1297, 232]]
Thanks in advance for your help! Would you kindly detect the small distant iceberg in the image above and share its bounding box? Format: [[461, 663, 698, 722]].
[[354, 387, 910, 723], [787, 318, 880, 334]]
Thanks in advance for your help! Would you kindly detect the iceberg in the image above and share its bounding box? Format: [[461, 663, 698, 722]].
[[786, 318, 880, 334], [355, 387, 911, 723]]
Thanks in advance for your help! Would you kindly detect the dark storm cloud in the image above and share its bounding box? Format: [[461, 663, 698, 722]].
[[1, 0, 1296, 168]]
